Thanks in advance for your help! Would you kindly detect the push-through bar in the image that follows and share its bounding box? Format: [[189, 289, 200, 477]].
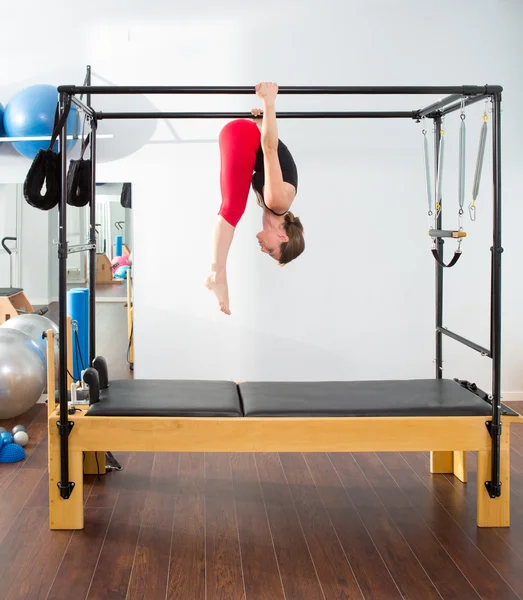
[[96, 111, 419, 120]]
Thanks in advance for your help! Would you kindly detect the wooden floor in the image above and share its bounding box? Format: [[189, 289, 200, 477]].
[[2, 303, 523, 599]]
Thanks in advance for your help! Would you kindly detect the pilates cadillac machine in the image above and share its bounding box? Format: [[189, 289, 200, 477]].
[[42, 79, 522, 530]]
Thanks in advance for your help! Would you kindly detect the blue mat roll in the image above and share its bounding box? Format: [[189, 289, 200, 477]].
[[115, 235, 123, 258], [67, 288, 89, 380]]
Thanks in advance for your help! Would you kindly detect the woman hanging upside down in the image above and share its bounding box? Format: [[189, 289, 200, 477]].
[[205, 81, 305, 315]]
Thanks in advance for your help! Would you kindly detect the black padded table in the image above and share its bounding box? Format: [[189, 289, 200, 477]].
[[85, 379, 242, 417], [238, 378, 518, 417]]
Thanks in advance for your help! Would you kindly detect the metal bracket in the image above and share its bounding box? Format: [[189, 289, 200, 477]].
[[68, 242, 97, 254], [57, 241, 68, 259], [485, 480, 502, 498], [58, 481, 76, 499], [56, 420, 75, 436], [485, 420, 502, 438]]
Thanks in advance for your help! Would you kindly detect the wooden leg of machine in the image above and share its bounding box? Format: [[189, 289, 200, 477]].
[[48, 422, 84, 530], [430, 451, 454, 474], [453, 451, 467, 483], [83, 451, 106, 475], [476, 430, 510, 527]]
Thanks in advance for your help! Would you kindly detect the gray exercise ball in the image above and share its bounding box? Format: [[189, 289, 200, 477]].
[[0, 328, 46, 419], [0, 314, 59, 390]]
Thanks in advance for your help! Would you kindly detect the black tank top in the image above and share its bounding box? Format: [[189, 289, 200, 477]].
[[252, 140, 298, 216]]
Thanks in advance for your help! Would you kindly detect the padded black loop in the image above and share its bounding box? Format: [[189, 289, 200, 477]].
[[67, 158, 91, 207], [23, 96, 73, 211], [83, 367, 100, 405], [92, 356, 109, 389], [23, 149, 62, 211]]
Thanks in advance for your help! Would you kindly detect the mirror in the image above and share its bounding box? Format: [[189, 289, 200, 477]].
[[0, 182, 134, 381], [67, 182, 133, 302], [0, 184, 21, 292]]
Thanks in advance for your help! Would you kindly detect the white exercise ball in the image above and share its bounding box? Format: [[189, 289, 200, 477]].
[[1, 313, 59, 390], [0, 329, 46, 419]]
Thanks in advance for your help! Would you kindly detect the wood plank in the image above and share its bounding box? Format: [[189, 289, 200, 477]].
[[255, 452, 325, 600], [4, 518, 71, 600], [205, 453, 245, 600], [126, 453, 179, 600], [279, 452, 364, 599], [329, 452, 443, 600], [0, 468, 44, 544], [60, 412, 514, 453], [85, 452, 154, 600], [355, 452, 481, 600], [25, 469, 48, 508], [166, 453, 206, 600], [20, 424, 48, 470], [304, 452, 403, 600], [396, 452, 520, 599], [0, 507, 48, 594], [46, 508, 114, 600], [230, 452, 285, 600]]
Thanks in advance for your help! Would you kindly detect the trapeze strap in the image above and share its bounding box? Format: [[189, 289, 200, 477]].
[[431, 247, 462, 268], [429, 229, 467, 239]]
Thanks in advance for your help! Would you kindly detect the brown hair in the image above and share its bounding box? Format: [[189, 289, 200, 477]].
[[279, 212, 305, 265]]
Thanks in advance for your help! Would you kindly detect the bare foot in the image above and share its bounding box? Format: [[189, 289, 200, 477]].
[[205, 271, 231, 315]]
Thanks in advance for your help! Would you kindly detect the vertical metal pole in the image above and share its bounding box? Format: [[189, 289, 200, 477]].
[[85, 65, 97, 365], [434, 115, 443, 379], [86, 65, 91, 108], [486, 93, 503, 498], [58, 93, 73, 498], [89, 118, 97, 364]]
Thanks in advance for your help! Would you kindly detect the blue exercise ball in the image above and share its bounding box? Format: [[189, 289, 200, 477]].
[[3, 84, 79, 159], [0, 103, 5, 137]]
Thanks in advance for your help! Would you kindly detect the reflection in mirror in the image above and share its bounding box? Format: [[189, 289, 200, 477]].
[[0, 181, 134, 423], [66, 182, 134, 372], [66, 182, 133, 301]]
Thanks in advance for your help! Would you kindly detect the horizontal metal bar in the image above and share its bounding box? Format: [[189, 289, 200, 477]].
[[418, 94, 463, 119], [70, 95, 96, 119], [68, 243, 97, 254], [440, 92, 494, 117], [96, 111, 419, 121], [58, 85, 503, 96], [437, 326, 491, 357]]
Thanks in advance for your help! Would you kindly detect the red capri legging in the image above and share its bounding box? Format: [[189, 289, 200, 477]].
[[218, 119, 261, 227]]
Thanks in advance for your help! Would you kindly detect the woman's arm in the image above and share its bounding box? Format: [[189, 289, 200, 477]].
[[255, 83, 295, 213]]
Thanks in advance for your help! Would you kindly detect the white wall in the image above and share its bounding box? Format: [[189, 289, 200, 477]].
[[0, 184, 19, 288], [1, 0, 522, 397]]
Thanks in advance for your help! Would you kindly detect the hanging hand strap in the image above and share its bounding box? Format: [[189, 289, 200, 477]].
[[47, 96, 73, 152], [431, 246, 462, 268]]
